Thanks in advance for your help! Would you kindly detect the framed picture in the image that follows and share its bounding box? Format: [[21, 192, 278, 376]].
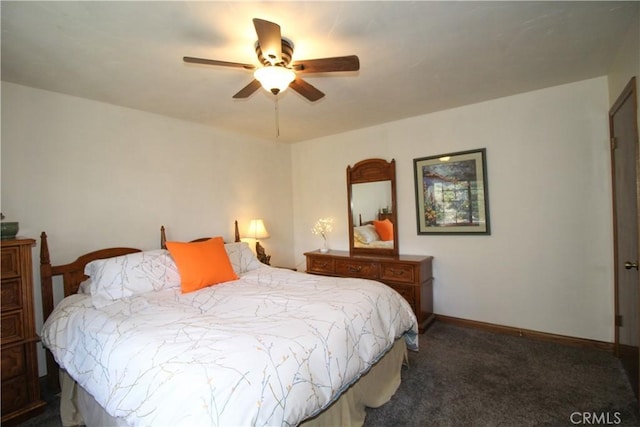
[[413, 148, 490, 235]]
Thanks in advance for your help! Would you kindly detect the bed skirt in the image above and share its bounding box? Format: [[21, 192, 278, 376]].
[[58, 338, 407, 426]]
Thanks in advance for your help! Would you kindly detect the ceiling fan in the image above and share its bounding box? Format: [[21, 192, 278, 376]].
[[183, 18, 360, 102]]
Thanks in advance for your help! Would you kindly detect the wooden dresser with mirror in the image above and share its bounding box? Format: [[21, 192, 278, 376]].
[[305, 158, 435, 332]]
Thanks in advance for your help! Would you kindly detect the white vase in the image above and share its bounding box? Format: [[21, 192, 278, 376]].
[[320, 239, 329, 253]]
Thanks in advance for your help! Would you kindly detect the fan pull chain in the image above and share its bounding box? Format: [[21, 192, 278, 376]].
[[274, 95, 280, 138]]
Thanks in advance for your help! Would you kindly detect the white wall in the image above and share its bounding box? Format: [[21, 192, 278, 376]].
[[1, 82, 294, 373], [292, 77, 614, 342]]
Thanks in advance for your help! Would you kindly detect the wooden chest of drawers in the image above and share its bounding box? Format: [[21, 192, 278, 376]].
[[1, 239, 46, 425], [304, 250, 434, 332]]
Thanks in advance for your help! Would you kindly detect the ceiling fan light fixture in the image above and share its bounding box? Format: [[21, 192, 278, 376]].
[[184, 18, 357, 102], [254, 65, 296, 95]]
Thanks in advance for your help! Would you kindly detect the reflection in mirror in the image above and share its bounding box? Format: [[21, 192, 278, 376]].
[[351, 182, 392, 226], [347, 158, 398, 257]]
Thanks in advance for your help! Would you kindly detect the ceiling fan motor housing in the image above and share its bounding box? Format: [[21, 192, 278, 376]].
[[256, 39, 294, 67]]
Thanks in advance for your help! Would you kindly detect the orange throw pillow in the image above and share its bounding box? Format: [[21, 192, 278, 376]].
[[373, 219, 394, 241], [165, 237, 239, 293]]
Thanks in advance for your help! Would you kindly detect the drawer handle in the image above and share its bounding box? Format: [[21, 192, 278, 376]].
[[348, 265, 362, 273], [388, 269, 406, 276], [316, 262, 329, 268]]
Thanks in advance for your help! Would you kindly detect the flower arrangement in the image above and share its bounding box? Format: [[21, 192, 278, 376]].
[[312, 217, 334, 252]]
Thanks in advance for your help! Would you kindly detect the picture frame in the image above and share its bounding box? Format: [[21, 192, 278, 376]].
[[413, 148, 490, 235]]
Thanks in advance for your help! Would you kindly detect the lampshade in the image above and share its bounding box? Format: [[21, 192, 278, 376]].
[[254, 65, 296, 95], [247, 219, 270, 240]]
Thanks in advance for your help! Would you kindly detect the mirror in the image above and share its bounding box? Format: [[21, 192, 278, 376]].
[[347, 158, 398, 256]]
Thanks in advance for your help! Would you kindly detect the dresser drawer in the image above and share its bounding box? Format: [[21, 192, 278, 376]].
[[335, 259, 379, 279], [1, 344, 26, 380], [307, 256, 336, 275], [1, 278, 23, 312], [388, 283, 416, 306], [1, 312, 24, 345], [0, 247, 20, 279], [1, 375, 29, 415], [380, 262, 416, 284]]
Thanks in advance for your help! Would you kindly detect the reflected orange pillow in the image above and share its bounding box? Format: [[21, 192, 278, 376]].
[[373, 219, 394, 241], [165, 237, 239, 293]]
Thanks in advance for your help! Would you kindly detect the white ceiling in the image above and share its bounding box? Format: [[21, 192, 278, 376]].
[[2, 1, 638, 143]]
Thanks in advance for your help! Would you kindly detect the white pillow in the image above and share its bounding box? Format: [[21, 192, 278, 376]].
[[84, 249, 181, 308], [354, 224, 380, 244], [224, 241, 263, 274]]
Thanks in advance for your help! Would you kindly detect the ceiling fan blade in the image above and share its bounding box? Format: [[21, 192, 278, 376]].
[[232, 79, 263, 99], [289, 78, 325, 102], [183, 57, 255, 70], [253, 18, 282, 65], [293, 55, 359, 74]]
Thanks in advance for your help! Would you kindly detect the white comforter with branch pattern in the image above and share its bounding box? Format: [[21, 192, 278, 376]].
[[42, 266, 418, 427]]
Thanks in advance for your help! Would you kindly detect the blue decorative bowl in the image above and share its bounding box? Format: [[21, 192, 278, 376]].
[[1, 222, 19, 240]]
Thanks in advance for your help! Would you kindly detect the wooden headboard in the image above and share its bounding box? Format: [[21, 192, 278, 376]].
[[160, 220, 241, 249], [41, 221, 242, 316], [358, 213, 393, 226]]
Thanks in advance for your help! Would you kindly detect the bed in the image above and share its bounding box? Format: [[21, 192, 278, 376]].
[[39, 223, 418, 426]]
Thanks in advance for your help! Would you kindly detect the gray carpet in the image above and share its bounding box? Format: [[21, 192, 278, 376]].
[[365, 322, 639, 426], [16, 322, 639, 426]]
